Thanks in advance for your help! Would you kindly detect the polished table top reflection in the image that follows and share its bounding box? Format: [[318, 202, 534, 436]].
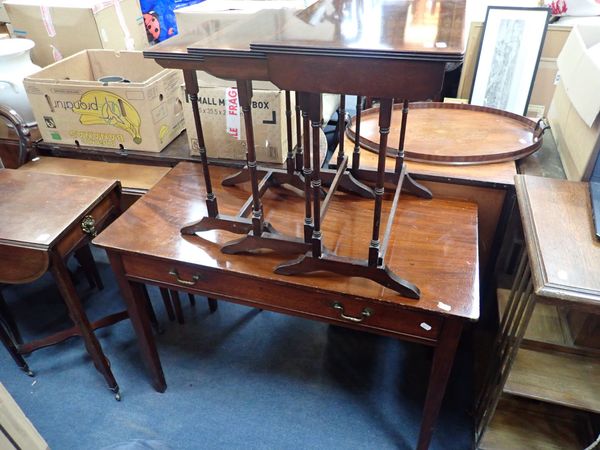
[[94, 162, 479, 450], [95, 162, 479, 319], [251, 0, 467, 60]]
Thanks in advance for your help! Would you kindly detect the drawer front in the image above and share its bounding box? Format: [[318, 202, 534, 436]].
[[121, 254, 444, 343], [56, 191, 119, 256]]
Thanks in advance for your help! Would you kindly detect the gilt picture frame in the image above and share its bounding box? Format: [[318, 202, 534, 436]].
[[470, 6, 551, 116]]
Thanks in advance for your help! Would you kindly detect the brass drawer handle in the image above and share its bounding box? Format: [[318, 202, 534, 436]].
[[81, 215, 97, 237], [169, 268, 202, 286], [332, 302, 372, 323]]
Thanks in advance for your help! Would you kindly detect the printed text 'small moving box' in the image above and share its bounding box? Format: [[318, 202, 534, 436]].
[[548, 25, 600, 181], [24, 50, 184, 152], [183, 84, 294, 164], [4, 0, 147, 67]]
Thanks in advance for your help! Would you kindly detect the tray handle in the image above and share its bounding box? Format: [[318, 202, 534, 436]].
[[534, 118, 550, 139]]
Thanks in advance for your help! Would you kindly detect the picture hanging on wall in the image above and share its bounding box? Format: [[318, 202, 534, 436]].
[[470, 6, 551, 116]]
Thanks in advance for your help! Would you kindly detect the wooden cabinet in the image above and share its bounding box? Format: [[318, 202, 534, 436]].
[[475, 175, 600, 449]]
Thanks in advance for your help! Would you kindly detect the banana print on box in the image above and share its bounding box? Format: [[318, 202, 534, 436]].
[[158, 124, 169, 143], [74, 90, 143, 144]]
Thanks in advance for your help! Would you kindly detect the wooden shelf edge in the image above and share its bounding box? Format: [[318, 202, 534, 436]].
[[504, 348, 600, 413], [478, 396, 594, 450]]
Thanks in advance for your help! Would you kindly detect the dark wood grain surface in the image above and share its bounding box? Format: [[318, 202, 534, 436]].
[[187, 9, 297, 58], [516, 175, 600, 309], [251, 0, 467, 60], [348, 103, 542, 165], [94, 162, 479, 320], [19, 157, 170, 191], [0, 169, 118, 248]]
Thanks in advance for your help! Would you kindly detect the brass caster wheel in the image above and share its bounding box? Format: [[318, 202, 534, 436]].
[[111, 386, 122, 401]]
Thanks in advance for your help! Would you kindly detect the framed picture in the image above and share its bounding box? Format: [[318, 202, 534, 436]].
[[470, 7, 550, 116]]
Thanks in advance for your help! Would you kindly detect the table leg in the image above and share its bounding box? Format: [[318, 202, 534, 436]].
[[417, 318, 463, 450], [169, 290, 185, 325], [0, 318, 33, 376], [74, 244, 103, 290], [207, 297, 218, 313], [107, 252, 166, 393], [49, 252, 120, 400], [0, 291, 22, 344], [141, 285, 163, 334], [159, 287, 175, 321]]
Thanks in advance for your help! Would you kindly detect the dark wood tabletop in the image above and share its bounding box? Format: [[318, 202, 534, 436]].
[[0, 169, 118, 249], [187, 9, 298, 58], [251, 0, 467, 60], [94, 161, 479, 449], [94, 162, 479, 320]]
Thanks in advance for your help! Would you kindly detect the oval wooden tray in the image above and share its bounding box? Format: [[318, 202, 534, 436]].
[[346, 102, 544, 165]]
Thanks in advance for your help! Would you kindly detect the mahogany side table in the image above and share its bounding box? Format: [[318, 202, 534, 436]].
[[0, 169, 124, 399], [94, 162, 480, 449]]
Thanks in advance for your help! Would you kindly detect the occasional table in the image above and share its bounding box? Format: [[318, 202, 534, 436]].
[[94, 162, 480, 450], [0, 169, 124, 399]]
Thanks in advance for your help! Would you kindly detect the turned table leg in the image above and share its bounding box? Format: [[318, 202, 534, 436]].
[[50, 252, 121, 400], [107, 252, 166, 393], [0, 317, 33, 376]]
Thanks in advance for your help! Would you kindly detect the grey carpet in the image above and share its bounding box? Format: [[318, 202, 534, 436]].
[[0, 248, 474, 449]]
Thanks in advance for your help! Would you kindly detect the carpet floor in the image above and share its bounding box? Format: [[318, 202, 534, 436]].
[[0, 248, 474, 450]]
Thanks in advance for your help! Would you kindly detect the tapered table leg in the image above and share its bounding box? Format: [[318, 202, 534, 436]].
[[141, 285, 164, 334], [0, 318, 33, 376], [170, 290, 185, 325], [50, 252, 120, 400], [417, 318, 463, 450], [107, 252, 166, 393], [0, 291, 22, 344], [74, 244, 103, 290], [159, 287, 175, 321], [207, 297, 218, 313]]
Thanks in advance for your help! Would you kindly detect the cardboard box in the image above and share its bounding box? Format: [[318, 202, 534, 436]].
[[183, 84, 294, 164], [5, 0, 148, 67], [24, 50, 185, 152], [0, 21, 13, 36], [0, 0, 10, 22], [548, 25, 600, 181]]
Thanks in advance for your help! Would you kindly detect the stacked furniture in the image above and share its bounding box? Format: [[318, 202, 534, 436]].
[[93, 1, 483, 449]]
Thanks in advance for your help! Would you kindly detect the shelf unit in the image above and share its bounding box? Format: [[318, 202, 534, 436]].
[[480, 396, 593, 450], [475, 176, 600, 449]]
